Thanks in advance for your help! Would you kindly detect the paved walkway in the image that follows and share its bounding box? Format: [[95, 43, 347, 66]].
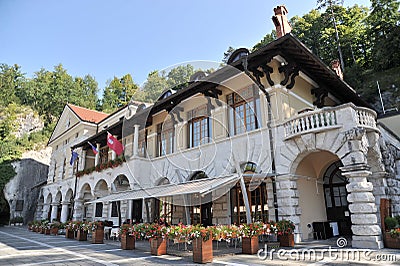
[[1, 226, 400, 265]]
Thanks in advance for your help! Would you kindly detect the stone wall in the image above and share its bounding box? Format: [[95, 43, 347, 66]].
[[4, 155, 49, 224]]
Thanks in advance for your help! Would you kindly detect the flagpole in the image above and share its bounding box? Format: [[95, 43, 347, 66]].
[[70, 156, 79, 221]]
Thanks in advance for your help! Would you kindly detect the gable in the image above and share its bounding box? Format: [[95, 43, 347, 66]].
[[48, 105, 92, 146]]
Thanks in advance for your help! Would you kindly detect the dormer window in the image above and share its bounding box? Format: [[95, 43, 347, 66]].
[[227, 48, 250, 64]]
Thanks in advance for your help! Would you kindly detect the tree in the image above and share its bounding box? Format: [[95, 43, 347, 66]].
[[222, 46, 236, 64], [0, 64, 24, 106], [73, 75, 99, 110], [101, 74, 139, 112], [368, 0, 400, 70], [253, 31, 277, 51], [166, 64, 194, 89]]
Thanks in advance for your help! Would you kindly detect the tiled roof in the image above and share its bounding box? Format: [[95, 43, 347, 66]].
[[68, 103, 109, 123]]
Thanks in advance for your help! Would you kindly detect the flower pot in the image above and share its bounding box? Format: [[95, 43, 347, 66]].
[[242, 236, 259, 254], [76, 229, 88, 241], [50, 227, 59, 235], [65, 229, 75, 239], [384, 232, 400, 249], [193, 238, 213, 263], [121, 234, 135, 250], [40, 228, 45, 234], [92, 227, 104, 244], [278, 234, 294, 247], [150, 238, 167, 256], [44, 228, 51, 235]]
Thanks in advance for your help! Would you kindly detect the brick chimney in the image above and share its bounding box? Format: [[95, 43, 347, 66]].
[[331, 59, 343, 80], [272, 5, 292, 38]]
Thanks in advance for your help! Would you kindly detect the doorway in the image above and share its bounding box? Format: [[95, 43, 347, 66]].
[[131, 199, 142, 223], [323, 161, 352, 236]]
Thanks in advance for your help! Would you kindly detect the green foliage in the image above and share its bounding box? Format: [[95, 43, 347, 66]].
[[253, 31, 276, 51], [385, 216, 398, 230], [0, 64, 24, 106], [101, 74, 138, 112]]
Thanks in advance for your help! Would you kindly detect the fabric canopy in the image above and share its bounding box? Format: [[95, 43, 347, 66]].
[[86, 174, 240, 206]]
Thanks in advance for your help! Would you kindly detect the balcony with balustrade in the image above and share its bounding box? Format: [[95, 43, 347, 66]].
[[282, 103, 378, 140]]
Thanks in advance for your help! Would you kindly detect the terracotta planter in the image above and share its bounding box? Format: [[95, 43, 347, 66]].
[[76, 229, 88, 241], [121, 234, 135, 250], [384, 232, 400, 249], [193, 238, 213, 263], [65, 229, 75, 239], [92, 227, 104, 244], [50, 227, 59, 235], [278, 234, 294, 247], [150, 238, 167, 256], [44, 228, 51, 235], [40, 228, 45, 234], [242, 236, 259, 254]]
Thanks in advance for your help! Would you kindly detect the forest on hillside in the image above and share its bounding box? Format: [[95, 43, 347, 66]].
[[0, 0, 398, 183]]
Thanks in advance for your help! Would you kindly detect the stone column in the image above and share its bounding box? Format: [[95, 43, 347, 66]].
[[368, 171, 388, 225], [42, 203, 50, 220], [35, 203, 43, 221], [133, 124, 140, 157], [342, 165, 383, 249], [50, 203, 59, 221], [276, 175, 301, 243], [60, 201, 70, 223], [73, 199, 84, 221]]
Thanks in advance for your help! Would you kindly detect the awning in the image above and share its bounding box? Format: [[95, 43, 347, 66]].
[[86, 174, 240, 206]]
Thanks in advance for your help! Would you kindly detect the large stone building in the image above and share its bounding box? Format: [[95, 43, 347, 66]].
[[36, 6, 400, 249]]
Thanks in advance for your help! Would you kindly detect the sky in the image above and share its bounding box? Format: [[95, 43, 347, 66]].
[[0, 0, 371, 92]]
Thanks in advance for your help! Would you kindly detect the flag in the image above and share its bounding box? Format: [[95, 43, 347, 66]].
[[107, 132, 124, 156], [88, 141, 98, 155], [70, 150, 79, 166]]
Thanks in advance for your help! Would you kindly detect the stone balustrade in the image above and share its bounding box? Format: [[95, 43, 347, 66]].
[[283, 104, 377, 139]]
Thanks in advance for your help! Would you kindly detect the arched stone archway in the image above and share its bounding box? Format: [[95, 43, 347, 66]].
[[50, 191, 62, 221], [43, 193, 52, 220], [112, 175, 130, 192], [74, 183, 92, 221], [35, 195, 44, 221], [278, 127, 383, 248]]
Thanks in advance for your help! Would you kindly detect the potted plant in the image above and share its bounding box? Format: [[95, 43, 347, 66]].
[[187, 224, 213, 263], [384, 216, 400, 248], [65, 221, 75, 239], [120, 224, 135, 250], [89, 221, 104, 244], [74, 221, 88, 241], [143, 223, 167, 256], [276, 219, 295, 247], [50, 221, 61, 235], [240, 222, 264, 255]]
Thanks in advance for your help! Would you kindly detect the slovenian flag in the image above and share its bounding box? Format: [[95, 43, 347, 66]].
[[70, 150, 79, 166], [107, 132, 124, 156], [88, 141, 99, 155]]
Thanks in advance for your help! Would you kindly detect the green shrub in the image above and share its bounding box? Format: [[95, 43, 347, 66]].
[[385, 217, 398, 230]]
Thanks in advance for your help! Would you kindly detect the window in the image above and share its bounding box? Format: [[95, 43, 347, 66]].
[[230, 182, 268, 224], [99, 146, 109, 164], [111, 201, 120, 217], [227, 86, 261, 136], [138, 129, 147, 157], [53, 161, 57, 182], [188, 117, 209, 148], [62, 158, 67, 179], [95, 203, 103, 217], [156, 121, 174, 157]]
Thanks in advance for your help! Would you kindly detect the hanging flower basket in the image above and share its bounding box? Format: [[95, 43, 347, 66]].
[[193, 237, 213, 263], [242, 236, 259, 254], [121, 234, 135, 250], [150, 237, 167, 256]]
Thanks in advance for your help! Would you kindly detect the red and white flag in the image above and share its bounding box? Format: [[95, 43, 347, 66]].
[[107, 132, 124, 156]]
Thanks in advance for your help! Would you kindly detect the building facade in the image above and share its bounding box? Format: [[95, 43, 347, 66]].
[[36, 6, 400, 249]]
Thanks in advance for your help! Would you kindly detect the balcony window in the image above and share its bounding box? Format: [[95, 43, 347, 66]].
[[156, 121, 174, 157], [188, 116, 210, 148], [227, 86, 261, 136]]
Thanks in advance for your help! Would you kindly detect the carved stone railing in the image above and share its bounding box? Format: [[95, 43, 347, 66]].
[[283, 108, 339, 138], [283, 104, 377, 139]]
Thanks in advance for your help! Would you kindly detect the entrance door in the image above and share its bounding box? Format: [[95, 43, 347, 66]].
[[131, 199, 142, 223], [323, 161, 352, 236], [201, 202, 213, 226]]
